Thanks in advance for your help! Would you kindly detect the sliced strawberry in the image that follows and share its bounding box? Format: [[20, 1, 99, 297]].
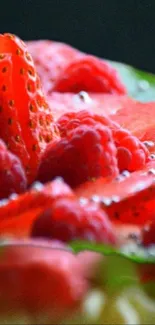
[[76, 162, 155, 225], [111, 101, 155, 153], [0, 33, 59, 184], [47, 92, 136, 120], [0, 178, 74, 237]]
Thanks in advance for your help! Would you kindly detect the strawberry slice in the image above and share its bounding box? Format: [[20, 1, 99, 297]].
[[111, 101, 155, 153], [0, 178, 74, 237], [0, 33, 59, 184], [76, 162, 155, 225], [48, 92, 134, 120]]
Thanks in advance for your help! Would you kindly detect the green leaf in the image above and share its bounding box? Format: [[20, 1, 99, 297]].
[[109, 59, 155, 102], [70, 241, 155, 264]]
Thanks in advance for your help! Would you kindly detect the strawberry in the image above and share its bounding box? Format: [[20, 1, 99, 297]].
[[57, 110, 150, 173], [27, 40, 82, 95], [37, 122, 119, 188], [31, 197, 117, 245], [75, 163, 155, 225], [0, 239, 87, 320], [48, 92, 134, 120], [0, 33, 59, 184], [111, 100, 155, 153], [0, 140, 27, 199], [141, 221, 155, 247], [53, 55, 126, 94], [0, 178, 74, 237]]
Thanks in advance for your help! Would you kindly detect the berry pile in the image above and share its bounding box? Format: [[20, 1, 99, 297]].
[[0, 34, 153, 323]]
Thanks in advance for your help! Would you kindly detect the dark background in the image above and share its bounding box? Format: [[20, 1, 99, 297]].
[[1, 0, 155, 72]]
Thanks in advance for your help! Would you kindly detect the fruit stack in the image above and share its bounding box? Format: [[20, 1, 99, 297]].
[[0, 33, 154, 324]]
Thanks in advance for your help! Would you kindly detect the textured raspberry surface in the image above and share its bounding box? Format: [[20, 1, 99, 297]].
[[0, 239, 87, 319], [37, 122, 118, 188], [27, 40, 82, 95], [57, 110, 150, 172], [31, 197, 117, 245], [0, 140, 27, 199], [141, 221, 155, 247], [53, 55, 127, 94]]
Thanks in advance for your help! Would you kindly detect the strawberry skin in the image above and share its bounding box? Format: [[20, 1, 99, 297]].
[[0, 33, 59, 184], [76, 163, 155, 225], [0, 178, 74, 237]]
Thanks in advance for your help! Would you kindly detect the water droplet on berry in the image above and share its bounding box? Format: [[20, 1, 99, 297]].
[[148, 168, 155, 175], [143, 140, 155, 148], [75, 91, 92, 104], [138, 80, 150, 92], [31, 181, 43, 191], [121, 170, 130, 178]]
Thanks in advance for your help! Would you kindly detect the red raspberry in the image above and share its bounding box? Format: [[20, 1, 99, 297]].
[[57, 110, 150, 173], [0, 140, 27, 199], [31, 197, 117, 245], [37, 123, 118, 188], [53, 55, 127, 94], [27, 40, 82, 95], [141, 221, 155, 247], [114, 129, 150, 172]]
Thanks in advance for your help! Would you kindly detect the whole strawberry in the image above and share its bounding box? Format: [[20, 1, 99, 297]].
[[37, 121, 119, 188], [0, 33, 59, 184], [0, 139, 27, 199]]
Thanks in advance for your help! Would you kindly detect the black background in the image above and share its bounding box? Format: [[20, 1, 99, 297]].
[[1, 0, 155, 72]]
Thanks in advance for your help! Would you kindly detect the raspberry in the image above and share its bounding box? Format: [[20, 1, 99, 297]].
[[31, 197, 117, 245], [27, 40, 82, 95], [114, 129, 150, 172], [53, 55, 127, 94], [37, 122, 119, 188], [57, 110, 150, 173], [141, 221, 155, 247], [0, 239, 87, 320], [0, 140, 27, 199]]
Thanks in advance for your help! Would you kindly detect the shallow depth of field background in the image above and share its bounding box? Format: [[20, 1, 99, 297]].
[[0, 0, 155, 73]]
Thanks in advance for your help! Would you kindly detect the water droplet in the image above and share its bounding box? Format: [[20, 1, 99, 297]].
[[143, 140, 155, 148], [138, 80, 150, 92], [31, 181, 43, 191], [74, 91, 92, 104]]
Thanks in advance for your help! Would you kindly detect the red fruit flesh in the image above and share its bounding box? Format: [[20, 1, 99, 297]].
[[0, 239, 87, 319], [76, 164, 155, 225], [111, 101, 155, 153], [0, 140, 27, 199], [141, 221, 155, 246], [53, 55, 126, 94], [31, 197, 117, 245], [48, 92, 134, 120], [0, 34, 59, 184], [0, 178, 75, 237]]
